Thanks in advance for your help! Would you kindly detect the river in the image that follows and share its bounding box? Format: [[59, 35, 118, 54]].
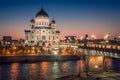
[[0, 51, 120, 80]]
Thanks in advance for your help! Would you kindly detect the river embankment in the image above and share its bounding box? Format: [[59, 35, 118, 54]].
[[0, 55, 80, 63]]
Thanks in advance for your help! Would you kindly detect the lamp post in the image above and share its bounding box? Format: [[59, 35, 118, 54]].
[[104, 33, 110, 43], [84, 49, 90, 79], [91, 35, 95, 40], [118, 36, 120, 39], [85, 53, 89, 77], [58, 42, 61, 60], [77, 49, 81, 78]]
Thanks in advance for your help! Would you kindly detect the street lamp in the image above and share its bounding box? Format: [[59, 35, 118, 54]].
[[80, 36, 83, 40], [104, 33, 110, 43], [91, 35, 95, 40], [94, 65, 99, 68], [52, 49, 58, 55], [104, 33, 110, 40], [118, 36, 120, 39], [77, 49, 82, 78]]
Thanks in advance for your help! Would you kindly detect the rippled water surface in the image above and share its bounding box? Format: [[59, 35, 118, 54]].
[[0, 56, 120, 80], [0, 61, 79, 80]]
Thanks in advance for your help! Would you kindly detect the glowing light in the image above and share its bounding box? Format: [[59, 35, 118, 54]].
[[13, 51, 16, 54], [40, 62, 48, 75], [80, 36, 83, 40], [118, 36, 120, 38], [94, 65, 98, 68], [30, 64, 37, 69], [89, 56, 103, 71], [13, 46, 17, 50], [106, 34, 109, 37], [31, 47, 35, 50], [104, 36, 107, 39], [91, 35, 96, 39], [27, 50, 30, 53], [6, 50, 10, 55], [118, 46, 120, 50], [31, 50, 35, 54], [105, 58, 112, 70], [79, 60, 84, 70], [10, 63, 19, 80], [106, 45, 111, 49], [2, 49, 5, 53], [54, 51, 58, 55], [42, 46, 47, 51], [52, 50, 58, 55], [104, 33, 110, 40], [37, 50, 41, 54]]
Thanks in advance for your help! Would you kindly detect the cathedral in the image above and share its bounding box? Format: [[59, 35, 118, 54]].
[[25, 8, 60, 46]]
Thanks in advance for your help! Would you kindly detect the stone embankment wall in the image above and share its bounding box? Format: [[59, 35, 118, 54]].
[[0, 55, 80, 63]]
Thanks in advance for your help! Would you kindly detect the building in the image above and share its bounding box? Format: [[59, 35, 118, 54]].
[[25, 8, 60, 46], [0, 36, 24, 47], [65, 36, 76, 43], [1, 36, 12, 46]]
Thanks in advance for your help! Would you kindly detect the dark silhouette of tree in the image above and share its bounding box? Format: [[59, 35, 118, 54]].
[[83, 34, 89, 47], [85, 34, 88, 39], [114, 37, 117, 40]]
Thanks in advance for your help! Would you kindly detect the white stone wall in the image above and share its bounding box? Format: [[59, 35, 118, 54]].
[[35, 16, 49, 27]]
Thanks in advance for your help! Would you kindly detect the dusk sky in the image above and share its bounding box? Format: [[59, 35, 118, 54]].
[[0, 0, 120, 40]]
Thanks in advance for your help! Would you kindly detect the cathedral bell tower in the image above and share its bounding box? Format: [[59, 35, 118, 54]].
[[30, 19, 35, 29], [50, 19, 56, 29]]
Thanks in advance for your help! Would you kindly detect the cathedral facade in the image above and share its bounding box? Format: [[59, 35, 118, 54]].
[[25, 8, 60, 46]]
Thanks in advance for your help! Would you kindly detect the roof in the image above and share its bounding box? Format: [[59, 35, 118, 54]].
[[56, 31, 60, 33], [36, 8, 49, 17], [51, 19, 56, 24], [25, 30, 31, 32], [34, 27, 52, 29], [65, 36, 76, 38], [30, 19, 35, 23]]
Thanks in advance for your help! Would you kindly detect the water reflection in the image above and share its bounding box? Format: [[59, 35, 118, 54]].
[[89, 56, 103, 73], [30, 63, 37, 69], [78, 60, 85, 72], [104, 57, 112, 71], [10, 63, 19, 80], [0, 66, 1, 79], [62, 62, 68, 72], [0, 56, 119, 80], [52, 62, 61, 74], [29, 63, 38, 80], [51, 62, 63, 79], [40, 62, 49, 80]]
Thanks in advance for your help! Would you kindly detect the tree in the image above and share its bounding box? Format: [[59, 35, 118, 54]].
[[85, 34, 88, 39]]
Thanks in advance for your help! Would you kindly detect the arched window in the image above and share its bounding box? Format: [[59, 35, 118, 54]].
[[49, 36, 50, 40], [43, 30, 45, 32], [26, 36, 28, 40], [37, 35, 39, 40], [53, 36, 54, 40], [32, 36, 34, 39]]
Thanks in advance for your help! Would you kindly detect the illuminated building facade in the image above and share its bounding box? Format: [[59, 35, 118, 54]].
[[25, 8, 60, 46], [1, 36, 12, 46]]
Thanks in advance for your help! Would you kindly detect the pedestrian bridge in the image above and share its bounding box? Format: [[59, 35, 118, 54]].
[[51, 43, 120, 58], [51, 43, 78, 49]]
